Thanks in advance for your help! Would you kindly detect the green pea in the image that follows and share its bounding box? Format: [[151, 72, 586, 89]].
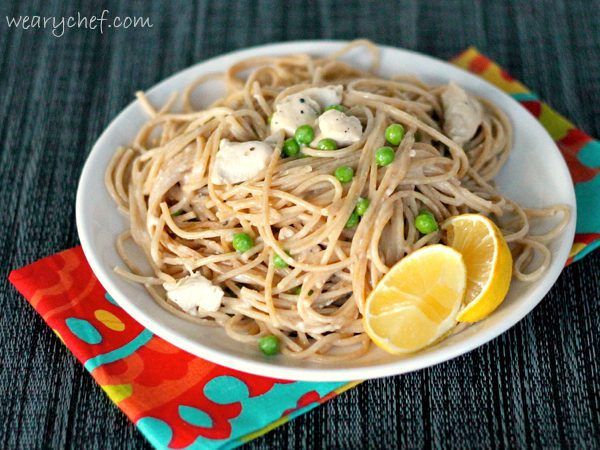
[[258, 335, 280, 355], [171, 210, 184, 217], [273, 250, 291, 269], [325, 104, 347, 113], [334, 166, 354, 183], [414, 210, 439, 234], [317, 138, 337, 150], [355, 197, 370, 216], [345, 210, 360, 229], [232, 232, 254, 253], [375, 146, 395, 167], [283, 138, 300, 157], [294, 125, 314, 145], [385, 123, 405, 146]]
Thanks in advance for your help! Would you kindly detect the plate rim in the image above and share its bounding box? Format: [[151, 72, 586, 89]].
[[76, 40, 577, 381]]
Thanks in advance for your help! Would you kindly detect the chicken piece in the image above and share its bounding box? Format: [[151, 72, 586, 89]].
[[441, 82, 483, 146]]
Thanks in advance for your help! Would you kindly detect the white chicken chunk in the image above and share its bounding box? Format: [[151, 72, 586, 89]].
[[211, 139, 274, 185], [300, 85, 343, 109], [316, 109, 363, 146], [164, 273, 224, 317], [270, 85, 343, 136], [270, 94, 320, 136], [441, 82, 483, 146]]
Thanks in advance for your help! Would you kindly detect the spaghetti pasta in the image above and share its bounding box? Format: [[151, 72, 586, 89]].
[[105, 41, 569, 361]]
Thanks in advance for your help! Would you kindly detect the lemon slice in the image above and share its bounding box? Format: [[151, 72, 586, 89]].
[[442, 214, 513, 323], [364, 244, 466, 354]]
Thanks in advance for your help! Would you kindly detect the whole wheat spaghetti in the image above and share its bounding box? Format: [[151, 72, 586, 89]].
[[105, 41, 569, 361]]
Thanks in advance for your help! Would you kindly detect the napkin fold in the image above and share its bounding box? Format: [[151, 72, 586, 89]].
[[8, 49, 600, 449]]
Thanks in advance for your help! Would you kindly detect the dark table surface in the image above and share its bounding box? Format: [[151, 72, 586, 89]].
[[1, 0, 599, 448]]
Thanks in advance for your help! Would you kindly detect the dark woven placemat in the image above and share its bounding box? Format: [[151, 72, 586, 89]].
[[0, 0, 598, 448]]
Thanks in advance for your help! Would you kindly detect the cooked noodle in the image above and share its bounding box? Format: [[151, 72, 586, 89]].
[[105, 40, 569, 361]]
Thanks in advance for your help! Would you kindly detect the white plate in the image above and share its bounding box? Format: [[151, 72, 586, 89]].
[[76, 41, 576, 381]]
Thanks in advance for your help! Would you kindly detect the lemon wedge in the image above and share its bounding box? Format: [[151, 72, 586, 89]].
[[442, 214, 513, 323], [364, 244, 466, 354]]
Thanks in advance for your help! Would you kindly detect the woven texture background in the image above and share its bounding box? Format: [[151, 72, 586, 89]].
[[1, 0, 599, 448]]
